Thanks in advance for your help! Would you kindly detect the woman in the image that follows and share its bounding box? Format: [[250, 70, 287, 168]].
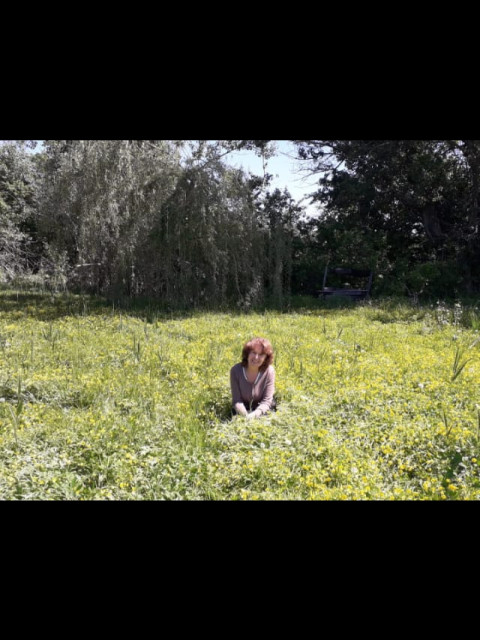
[[230, 337, 275, 419]]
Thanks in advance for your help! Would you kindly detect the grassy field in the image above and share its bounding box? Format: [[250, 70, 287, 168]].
[[1, 290, 480, 500]]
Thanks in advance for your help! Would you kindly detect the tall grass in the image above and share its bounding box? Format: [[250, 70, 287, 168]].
[[1, 290, 480, 500]]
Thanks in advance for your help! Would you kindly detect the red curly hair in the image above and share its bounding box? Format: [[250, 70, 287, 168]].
[[241, 337, 274, 371]]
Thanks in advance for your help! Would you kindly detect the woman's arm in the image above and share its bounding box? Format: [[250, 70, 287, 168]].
[[252, 367, 275, 417], [230, 366, 248, 416]]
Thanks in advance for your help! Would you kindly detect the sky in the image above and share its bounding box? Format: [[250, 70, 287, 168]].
[[222, 140, 320, 217]]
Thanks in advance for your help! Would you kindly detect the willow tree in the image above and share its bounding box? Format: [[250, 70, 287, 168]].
[[257, 187, 302, 306], [37, 140, 183, 293], [136, 146, 267, 308], [35, 140, 301, 306], [0, 141, 40, 280]]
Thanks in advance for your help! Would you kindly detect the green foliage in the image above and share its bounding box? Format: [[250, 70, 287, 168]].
[[451, 346, 472, 381], [394, 261, 462, 299], [5, 139, 480, 307], [2, 291, 480, 500], [35, 141, 299, 308], [291, 139, 480, 297], [0, 142, 41, 280]]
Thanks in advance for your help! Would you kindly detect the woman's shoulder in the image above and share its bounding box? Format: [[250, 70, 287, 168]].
[[230, 362, 243, 374], [266, 364, 275, 377]]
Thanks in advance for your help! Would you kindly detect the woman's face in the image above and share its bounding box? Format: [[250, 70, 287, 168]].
[[248, 346, 266, 368]]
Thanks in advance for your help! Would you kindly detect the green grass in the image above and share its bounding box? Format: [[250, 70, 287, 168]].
[[1, 290, 480, 500]]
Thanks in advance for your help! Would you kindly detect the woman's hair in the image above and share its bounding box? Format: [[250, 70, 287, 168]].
[[241, 337, 274, 371]]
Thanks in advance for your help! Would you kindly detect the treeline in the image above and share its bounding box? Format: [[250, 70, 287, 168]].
[[1, 139, 480, 306], [293, 140, 480, 299], [0, 140, 300, 308]]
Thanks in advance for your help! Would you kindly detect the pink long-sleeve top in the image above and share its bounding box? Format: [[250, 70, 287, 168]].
[[230, 363, 275, 416]]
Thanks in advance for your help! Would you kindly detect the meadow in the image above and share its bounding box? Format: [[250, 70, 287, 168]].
[[1, 290, 480, 500]]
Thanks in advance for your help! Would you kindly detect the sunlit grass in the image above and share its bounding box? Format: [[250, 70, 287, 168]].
[[1, 290, 480, 500]]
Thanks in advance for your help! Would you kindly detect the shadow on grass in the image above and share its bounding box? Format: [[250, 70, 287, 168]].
[[0, 289, 205, 322], [0, 290, 111, 322], [4, 287, 458, 325], [0, 288, 368, 323]]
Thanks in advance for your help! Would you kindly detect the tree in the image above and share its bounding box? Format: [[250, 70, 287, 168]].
[[0, 141, 40, 280], [37, 140, 183, 293], [35, 140, 291, 307], [258, 187, 302, 306], [289, 140, 480, 296]]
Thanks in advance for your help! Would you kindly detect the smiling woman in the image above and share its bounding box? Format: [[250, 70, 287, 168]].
[[230, 337, 276, 419]]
